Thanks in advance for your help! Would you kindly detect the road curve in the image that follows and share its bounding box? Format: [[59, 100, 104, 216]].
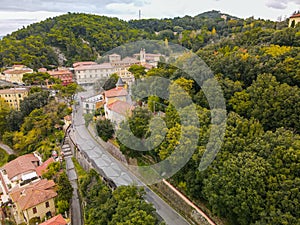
[[71, 89, 190, 225]]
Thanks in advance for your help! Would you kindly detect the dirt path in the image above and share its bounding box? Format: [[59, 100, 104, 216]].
[[0, 142, 15, 155]]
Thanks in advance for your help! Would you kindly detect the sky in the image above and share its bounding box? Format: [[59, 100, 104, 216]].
[[0, 0, 299, 36]]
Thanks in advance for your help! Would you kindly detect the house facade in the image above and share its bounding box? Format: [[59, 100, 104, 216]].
[[0, 154, 41, 204], [116, 68, 135, 87], [105, 100, 134, 126], [0, 87, 29, 110], [74, 62, 116, 85], [103, 78, 134, 126], [82, 93, 104, 114], [104, 87, 128, 105], [289, 13, 300, 27], [9, 179, 57, 224], [47, 69, 73, 86], [3, 65, 33, 84]]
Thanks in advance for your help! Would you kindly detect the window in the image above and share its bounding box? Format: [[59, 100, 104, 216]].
[[18, 94, 21, 98], [33, 207, 37, 214], [45, 201, 50, 208]]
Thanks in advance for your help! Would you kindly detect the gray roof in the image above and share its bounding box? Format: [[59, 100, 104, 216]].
[[116, 77, 125, 87]]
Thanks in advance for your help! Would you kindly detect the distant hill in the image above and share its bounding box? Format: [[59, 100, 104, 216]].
[[0, 11, 283, 69], [195, 10, 239, 20], [0, 13, 152, 69]]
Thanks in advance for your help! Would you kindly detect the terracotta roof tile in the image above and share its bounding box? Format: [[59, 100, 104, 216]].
[[74, 62, 113, 71], [4, 69, 33, 75], [39, 214, 67, 225], [104, 87, 128, 98], [107, 100, 134, 116], [3, 154, 40, 180], [0, 88, 28, 95], [36, 158, 55, 177], [73, 61, 96, 68], [290, 13, 300, 18], [10, 179, 57, 210]]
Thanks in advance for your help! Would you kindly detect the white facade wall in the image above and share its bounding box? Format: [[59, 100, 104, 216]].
[[75, 64, 117, 85]]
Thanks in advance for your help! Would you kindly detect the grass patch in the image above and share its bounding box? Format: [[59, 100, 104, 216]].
[[72, 157, 88, 179], [0, 148, 9, 167]]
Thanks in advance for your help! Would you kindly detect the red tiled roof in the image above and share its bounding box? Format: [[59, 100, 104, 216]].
[[48, 70, 72, 76], [39, 214, 67, 225], [10, 179, 57, 210], [3, 154, 40, 180], [290, 13, 300, 18], [104, 87, 128, 98], [36, 158, 55, 177], [38, 68, 48, 72], [4, 69, 32, 75], [0, 88, 28, 95], [74, 62, 114, 71], [107, 100, 134, 116], [73, 61, 97, 68]]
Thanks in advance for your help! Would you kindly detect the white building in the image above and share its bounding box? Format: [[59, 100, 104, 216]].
[[0, 154, 41, 203], [82, 93, 104, 114], [105, 100, 134, 126], [74, 62, 116, 85]]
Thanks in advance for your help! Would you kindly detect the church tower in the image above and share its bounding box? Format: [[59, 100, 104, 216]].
[[140, 48, 146, 64]]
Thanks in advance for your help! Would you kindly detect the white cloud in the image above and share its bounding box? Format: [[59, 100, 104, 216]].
[[105, 3, 137, 14], [266, 0, 300, 9], [0, 0, 299, 35], [0, 0, 149, 13]]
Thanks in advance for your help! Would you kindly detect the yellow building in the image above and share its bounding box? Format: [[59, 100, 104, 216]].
[[3, 65, 33, 84], [0, 88, 28, 110], [289, 13, 300, 27], [9, 179, 57, 225]]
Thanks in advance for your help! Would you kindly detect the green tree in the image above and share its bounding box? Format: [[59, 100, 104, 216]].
[[96, 119, 115, 141], [128, 65, 146, 79], [102, 73, 119, 90], [230, 74, 300, 132], [57, 172, 73, 203], [0, 98, 10, 138]]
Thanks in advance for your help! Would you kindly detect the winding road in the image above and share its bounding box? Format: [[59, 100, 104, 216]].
[[70, 88, 190, 225]]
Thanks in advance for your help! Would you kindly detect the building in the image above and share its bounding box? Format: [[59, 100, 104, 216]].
[[9, 179, 57, 224], [133, 48, 163, 66], [104, 80, 128, 105], [36, 158, 55, 178], [3, 65, 33, 84], [82, 93, 104, 114], [108, 53, 122, 63], [39, 214, 67, 225], [289, 13, 300, 27], [105, 100, 134, 126], [47, 69, 73, 86], [111, 57, 140, 68], [0, 154, 41, 203], [73, 61, 97, 68], [74, 62, 116, 85], [116, 68, 135, 87], [0, 87, 29, 110], [103, 78, 134, 126]]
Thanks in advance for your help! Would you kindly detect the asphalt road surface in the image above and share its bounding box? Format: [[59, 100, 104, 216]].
[[70, 89, 190, 225]]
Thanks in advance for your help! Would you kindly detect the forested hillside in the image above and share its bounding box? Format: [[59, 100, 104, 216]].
[[0, 10, 290, 70], [0, 13, 152, 69]]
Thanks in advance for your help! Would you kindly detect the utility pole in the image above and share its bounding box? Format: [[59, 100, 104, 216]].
[[139, 10, 141, 20]]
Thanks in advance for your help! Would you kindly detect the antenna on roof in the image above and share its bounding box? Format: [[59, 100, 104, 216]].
[[139, 10, 142, 20]]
